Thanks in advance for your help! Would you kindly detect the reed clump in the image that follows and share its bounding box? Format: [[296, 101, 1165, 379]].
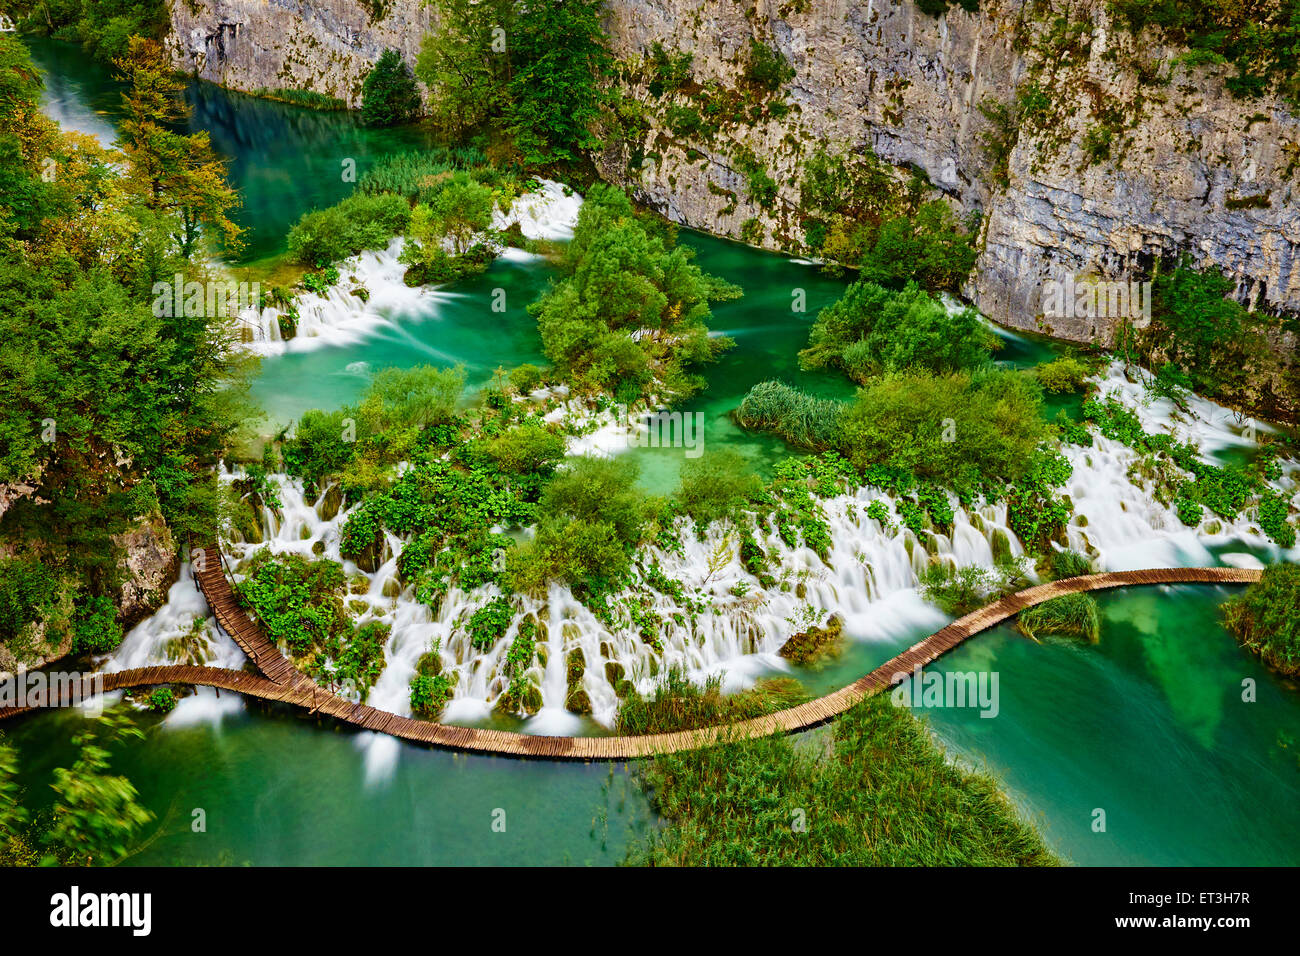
[[614, 666, 807, 736], [626, 695, 1061, 866]]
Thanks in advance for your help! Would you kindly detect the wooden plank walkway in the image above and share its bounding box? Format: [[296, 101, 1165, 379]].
[[0, 565, 1261, 760]]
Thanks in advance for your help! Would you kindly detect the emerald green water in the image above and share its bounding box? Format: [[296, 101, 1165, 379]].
[[16, 38, 1299, 866]]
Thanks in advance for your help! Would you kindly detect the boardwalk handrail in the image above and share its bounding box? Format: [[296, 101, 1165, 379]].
[[0, 566, 1260, 759]]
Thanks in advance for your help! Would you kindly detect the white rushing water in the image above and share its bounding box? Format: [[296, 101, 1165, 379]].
[[112, 178, 1298, 747], [234, 179, 583, 353]]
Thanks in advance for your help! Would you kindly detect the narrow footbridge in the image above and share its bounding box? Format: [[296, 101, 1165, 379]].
[[0, 563, 1260, 760]]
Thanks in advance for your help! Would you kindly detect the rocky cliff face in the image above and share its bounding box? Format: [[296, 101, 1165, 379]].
[[168, 0, 433, 106], [167, 0, 1300, 341]]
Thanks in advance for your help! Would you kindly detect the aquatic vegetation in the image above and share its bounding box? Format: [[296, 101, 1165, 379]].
[[626, 695, 1060, 866], [145, 688, 177, 713], [1222, 564, 1300, 676], [733, 380, 843, 451], [1017, 593, 1101, 644], [614, 666, 808, 736]]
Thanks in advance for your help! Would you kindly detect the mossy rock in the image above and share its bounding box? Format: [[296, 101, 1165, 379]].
[[347, 574, 370, 595], [353, 539, 384, 574], [990, 529, 1011, 562], [522, 684, 543, 715], [299, 524, 313, 541], [614, 678, 635, 699], [566, 648, 586, 685], [232, 500, 263, 544], [381, 576, 402, 598], [795, 580, 807, 599], [605, 661, 625, 686], [415, 650, 442, 677], [779, 613, 845, 665], [564, 687, 592, 715], [318, 484, 343, 522], [348, 599, 369, 615], [311, 540, 326, 557]]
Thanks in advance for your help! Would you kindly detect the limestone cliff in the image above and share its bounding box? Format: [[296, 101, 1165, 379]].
[[167, 0, 433, 106], [166, 0, 1300, 342]]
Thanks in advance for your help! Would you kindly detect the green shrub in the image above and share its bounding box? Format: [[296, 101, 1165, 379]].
[[742, 39, 794, 92], [71, 596, 123, 655], [1033, 356, 1092, 393], [286, 192, 411, 268], [410, 672, 455, 717], [361, 49, 422, 127], [146, 688, 177, 713], [465, 597, 513, 651], [839, 370, 1049, 491], [673, 449, 763, 530], [1222, 564, 1300, 676]]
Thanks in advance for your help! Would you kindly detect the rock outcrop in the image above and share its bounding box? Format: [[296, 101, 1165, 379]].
[[166, 0, 1300, 341], [167, 0, 434, 106]]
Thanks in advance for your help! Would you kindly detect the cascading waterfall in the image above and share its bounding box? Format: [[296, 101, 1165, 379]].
[[113, 360, 1300, 739], [233, 179, 583, 353]]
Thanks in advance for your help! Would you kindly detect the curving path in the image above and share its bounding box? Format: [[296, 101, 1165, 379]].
[[0, 565, 1261, 760]]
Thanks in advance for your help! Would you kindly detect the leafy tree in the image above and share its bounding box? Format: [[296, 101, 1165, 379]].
[[530, 185, 738, 402], [859, 201, 979, 291], [114, 38, 242, 258], [800, 280, 994, 380], [504, 0, 613, 165], [361, 49, 422, 128], [415, 0, 515, 134]]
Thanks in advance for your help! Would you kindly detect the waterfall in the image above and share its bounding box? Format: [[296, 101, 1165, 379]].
[[234, 179, 584, 353]]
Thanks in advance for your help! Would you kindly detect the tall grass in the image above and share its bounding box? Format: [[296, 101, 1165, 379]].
[[626, 695, 1061, 866], [251, 87, 347, 111], [1222, 563, 1300, 676], [1017, 592, 1101, 643], [359, 148, 489, 203], [614, 666, 807, 736], [733, 380, 843, 451]]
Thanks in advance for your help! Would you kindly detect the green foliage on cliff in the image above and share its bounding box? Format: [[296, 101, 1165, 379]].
[[417, 0, 612, 167], [1110, 0, 1300, 102], [361, 49, 422, 128], [799, 146, 979, 290]]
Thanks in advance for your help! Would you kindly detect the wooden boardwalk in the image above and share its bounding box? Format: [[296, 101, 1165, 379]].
[[0, 565, 1260, 760]]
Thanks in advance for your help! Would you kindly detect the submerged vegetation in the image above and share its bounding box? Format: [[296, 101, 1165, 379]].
[[627, 695, 1061, 866], [614, 666, 808, 736]]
